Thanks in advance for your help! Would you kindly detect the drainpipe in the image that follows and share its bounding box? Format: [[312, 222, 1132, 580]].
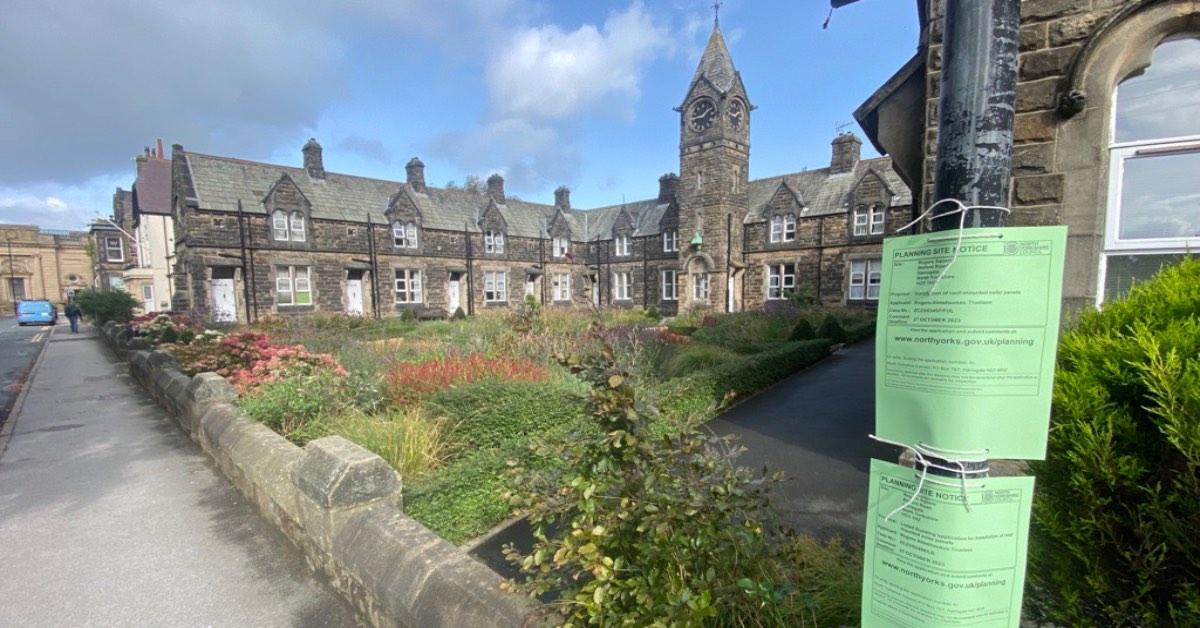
[[725, 213, 732, 313], [367, 216, 380, 320], [464, 222, 475, 315], [236, 200, 253, 323]]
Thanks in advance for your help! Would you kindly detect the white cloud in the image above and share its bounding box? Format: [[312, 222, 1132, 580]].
[[0, 174, 124, 230], [488, 2, 673, 121]]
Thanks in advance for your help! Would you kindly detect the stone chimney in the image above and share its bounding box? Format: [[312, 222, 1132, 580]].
[[486, 173, 505, 203], [658, 173, 679, 203], [830, 132, 862, 174], [303, 138, 325, 179], [405, 157, 426, 193], [554, 185, 571, 210]]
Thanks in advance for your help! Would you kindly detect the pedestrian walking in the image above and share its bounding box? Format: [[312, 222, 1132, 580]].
[[64, 302, 82, 333]]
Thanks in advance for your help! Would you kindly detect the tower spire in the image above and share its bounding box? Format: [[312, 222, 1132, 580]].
[[713, 0, 721, 26]]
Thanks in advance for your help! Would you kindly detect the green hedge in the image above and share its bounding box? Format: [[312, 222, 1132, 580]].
[[1027, 258, 1199, 626]]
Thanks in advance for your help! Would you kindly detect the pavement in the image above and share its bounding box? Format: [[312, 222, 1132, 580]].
[[0, 316, 52, 430], [709, 339, 895, 540], [0, 323, 358, 627]]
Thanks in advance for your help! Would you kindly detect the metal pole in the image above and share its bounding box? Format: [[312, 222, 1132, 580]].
[[931, 0, 1019, 231], [926, 0, 1020, 479]]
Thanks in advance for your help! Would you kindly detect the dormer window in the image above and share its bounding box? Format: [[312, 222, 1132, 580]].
[[104, 236, 124, 262], [614, 234, 630, 256], [271, 210, 306, 242], [289, 211, 306, 242], [553, 236, 569, 258], [662, 229, 679, 252], [485, 229, 505, 254], [853, 204, 885, 237], [870, 204, 885, 235], [393, 221, 418, 248], [769, 214, 796, 243]]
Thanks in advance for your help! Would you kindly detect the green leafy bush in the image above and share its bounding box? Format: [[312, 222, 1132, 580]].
[[790, 318, 816, 341], [323, 407, 448, 480], [451, 307, 467, 321], [74, 289, 138, 325], [427, 379, 584, 451], [699, 339, 833, 403], [662, 343, 740, 378], [238, 370, 348, 444], [1027, 258, 1200, 626], [817, 315, 847, 343], [691, 310, 797, 350], [503, 339, 859, 626]]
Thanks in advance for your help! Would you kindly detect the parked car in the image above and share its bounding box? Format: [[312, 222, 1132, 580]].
[[16, 300, 58, 326]]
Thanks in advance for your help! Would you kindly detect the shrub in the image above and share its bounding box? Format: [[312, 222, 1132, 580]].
[[817, 315, 847, 343], [503, 339, 858, 626], [324, 407, 449, 480], [451, 307, 467, 321], [786, 285, 820, 308], [227, 343, 347, 393], [381, 353, 549, 406], [645, 304, 661, 320], [238, 369, 348, 443], [662, 343, 740, 378], [427, 379, 585, 451], [74, 289, 138, 325], [131, 313, 204, 346], [790, 318, 816, 341], [689, 339, 834, 405], [1027, 258, 1200, 626], [399, 308, 417, 322], [691, 311, 797, 351]]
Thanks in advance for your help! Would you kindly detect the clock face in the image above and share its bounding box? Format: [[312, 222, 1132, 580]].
[[728, 99, 745, 130], [689, 99, 716, 132]]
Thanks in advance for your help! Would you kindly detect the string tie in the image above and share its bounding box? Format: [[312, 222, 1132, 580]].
[[895, 198, 1011, 295]]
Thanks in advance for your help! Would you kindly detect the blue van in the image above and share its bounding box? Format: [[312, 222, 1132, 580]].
[[16, 300, 57, 326]]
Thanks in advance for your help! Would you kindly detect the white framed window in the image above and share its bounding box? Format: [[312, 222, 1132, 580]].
[[104, 236, 124, 262], [612, 271, 631, 300], [661, 270, 678, 301], [485, 229, 505, 254], [551, 273, 571, 301], [1100, 36, 1200, 303], [484, 270, 507, 303], [853, 206, 869, 236], [275, 265, 312, 306], [767, 263, 796, 300], [769, 216, 783, 243], [552, 236, 569, 258], [272, 210, 290, 241], [849, 259, 881, 302], [393, 221, 418, 248], [289, 211, 306, 242], [783, 213, 796, 242], [142, 284, 154, 301], [869, 204, 886, 235], [662, 229, 679, 252], [394, 269, 423, 304], [614, 234, 630, 256], [692, 273, 709, 301]]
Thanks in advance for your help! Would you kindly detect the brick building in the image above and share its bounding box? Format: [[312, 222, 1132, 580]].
[[170, 23, 911, 322], [854, 0, 1200, 313]]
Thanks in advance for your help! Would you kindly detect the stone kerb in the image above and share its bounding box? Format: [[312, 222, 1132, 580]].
[[96, 327, 539, 628]]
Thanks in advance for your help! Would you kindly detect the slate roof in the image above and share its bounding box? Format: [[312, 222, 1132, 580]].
[[744, 157, 911, 222], [692, 26, 738, 93], [180, 149, 908, 240], [132, 158, 173, 215]]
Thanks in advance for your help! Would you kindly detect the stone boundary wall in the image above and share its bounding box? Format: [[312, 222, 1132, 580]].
[[99, 322, 541, 628]]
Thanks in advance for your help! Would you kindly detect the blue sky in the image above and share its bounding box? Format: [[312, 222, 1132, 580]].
[[0, 0, 918, 230]]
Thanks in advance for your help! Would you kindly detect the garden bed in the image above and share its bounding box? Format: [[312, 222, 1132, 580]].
[[132, 305, 874, 544]]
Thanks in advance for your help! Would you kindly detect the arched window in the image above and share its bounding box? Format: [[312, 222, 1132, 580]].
[[272, 210, 289, 241], [1102, 35, 1200, 301], [289, 211, 306, 242]]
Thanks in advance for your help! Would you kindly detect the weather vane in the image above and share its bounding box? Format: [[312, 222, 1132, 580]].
[[713, 0, 721, 26]]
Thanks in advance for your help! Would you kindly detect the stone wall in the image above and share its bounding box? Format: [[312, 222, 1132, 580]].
[[99, 322, 540, 628]]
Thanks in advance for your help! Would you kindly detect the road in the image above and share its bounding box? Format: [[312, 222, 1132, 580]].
[[0, 316, 52, 431], [710, 339, 895, 540], [0, 324, 357, 626]]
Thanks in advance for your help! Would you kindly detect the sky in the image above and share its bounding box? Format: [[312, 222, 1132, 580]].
[[0, 0, 919, 231]]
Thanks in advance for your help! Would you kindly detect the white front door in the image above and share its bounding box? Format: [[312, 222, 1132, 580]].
[[345, 279, 364, 316], [142, 284, 155, 313], [590, 274, 600, 306], [211, 278, 236, 323], [448, 275, 461, 314]]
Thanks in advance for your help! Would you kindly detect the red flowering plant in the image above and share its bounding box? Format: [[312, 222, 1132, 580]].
[[167, 329, 346, 393], [227, 344, 348, 394], [382, 352, 549, 406]]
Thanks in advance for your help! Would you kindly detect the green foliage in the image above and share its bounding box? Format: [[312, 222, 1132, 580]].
[[662, 343, 740, 378], [789, 318, 816, 341], [323, 407, 448, 480], [399, 308, 417, 322], [817, 315, 847, 343], [73, 289, 138, 325], [700, 339, 834, 403], [1027, 258, 1200, 627], [451, 307, 467, 321], [509, 294, 542, 334], [692, 311, 797, 351], [503, 335, 858, 626], [427, 379, 585, 451], [238, 370, 348, 444], [645, 304, 661, 320], [786, 285, 820, 308]]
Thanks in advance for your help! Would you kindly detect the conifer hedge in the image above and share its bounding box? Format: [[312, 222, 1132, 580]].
[[1028, 258, 1199, 626]]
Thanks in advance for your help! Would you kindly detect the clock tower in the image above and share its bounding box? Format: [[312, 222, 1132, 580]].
[[677, 21, 751, 310]]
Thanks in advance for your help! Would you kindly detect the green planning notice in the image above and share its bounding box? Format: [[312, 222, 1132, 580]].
[[874, 226, 1067, 459], [861, 459, 1034, 628]]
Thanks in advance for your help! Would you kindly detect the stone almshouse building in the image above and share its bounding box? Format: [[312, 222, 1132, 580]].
[[170, 24, 911, 322]]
